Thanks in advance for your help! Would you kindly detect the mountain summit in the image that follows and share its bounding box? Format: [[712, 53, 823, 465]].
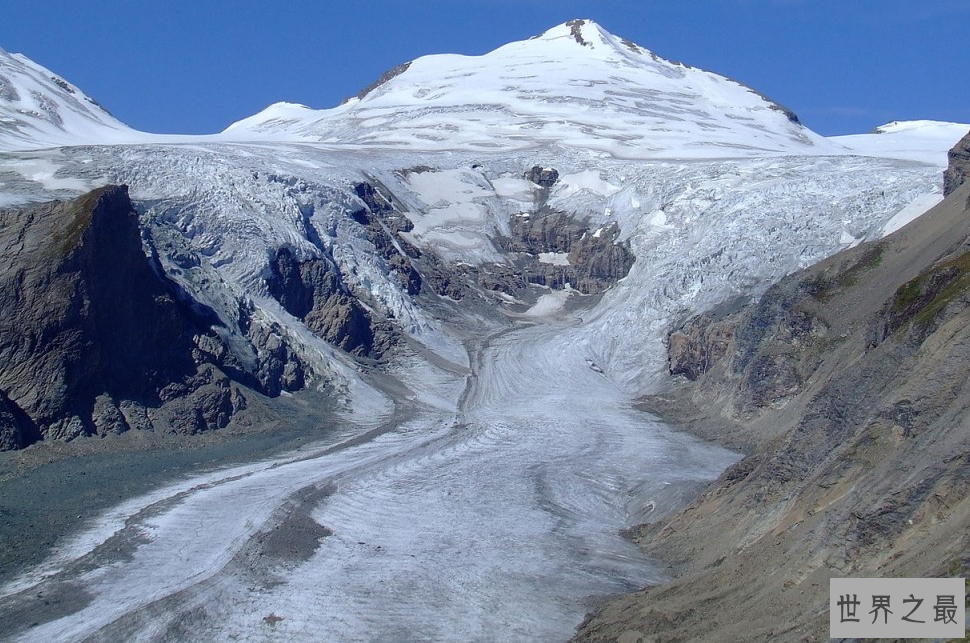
[[224, 19, 831, 158]]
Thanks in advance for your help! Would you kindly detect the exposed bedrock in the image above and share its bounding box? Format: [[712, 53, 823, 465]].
[[494, 206, 635, 296], [265, 246, 391, 358], [0, 186, 255, 449], [353, 180, 465, 300], [944, 127, 970, 197], [351, 170, 634, 304], [488, 164, 635, 296]]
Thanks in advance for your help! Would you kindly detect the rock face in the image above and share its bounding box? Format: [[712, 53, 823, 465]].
[[479, 165, 636, 297], [573, 180, 970, 642], [666, 306, 740, 382], [565, 19, 592, 47], [524, 165, 559, 189], [352, 179, 465, 300], [497, 207, 635, 295], [0, 390, 39, 450], [352, 181, 424, 297], [266, 247, 382, 357], [352, 62, 412, 102], [0, 186, 257, 449], [944, 128, 970, 196]]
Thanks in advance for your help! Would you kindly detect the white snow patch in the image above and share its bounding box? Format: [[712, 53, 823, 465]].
[[559, 170, 621, 197], [833, 120, 970, 166], [522, 289, 573, 317], [397, 168, 504, 263], [839, 230, 859, 246], [491, 177, 532, 199], [4, 157, 92, 191], [538, 252, 571, 266], [880, 192, 944, 236], [647, 210, 669, 227], [405, 168, 491, 206]]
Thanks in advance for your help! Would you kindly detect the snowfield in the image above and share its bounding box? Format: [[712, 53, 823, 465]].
[[222, 21, 835, 159], [1, 17, 969, 643]]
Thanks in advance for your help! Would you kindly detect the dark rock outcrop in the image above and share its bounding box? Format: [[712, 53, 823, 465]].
[[943, 128, 970, 196], [524, 166, 559, 211], [507, 208, 584, 255], [352, 181, 425, 296], [496, 209, 635, 295], [0, 186, 252, 449], [352, 180, 466, 300], [247, 320, 307, 396], [0, 390, 39, 450], [524, 165, 559, 189], [667, 311, 737, 381], [565, 19, 591, 47], [566, 223, 636, 293], [266, 247, 383, 357], [351, 62, 412, 102]]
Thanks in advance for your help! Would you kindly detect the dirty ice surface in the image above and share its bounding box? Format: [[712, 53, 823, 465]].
[[1, 309, 736, 643]]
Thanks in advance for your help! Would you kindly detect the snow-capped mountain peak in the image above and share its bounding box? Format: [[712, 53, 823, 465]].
[[222, 20, 832, 158], [531, 19, 628, 50], [2, 21, 966, 164], [0, 48, 141, 151], [526, 19, 666, 64]]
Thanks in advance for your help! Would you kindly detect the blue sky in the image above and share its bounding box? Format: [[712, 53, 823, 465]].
[[1, 0, 967, 136]]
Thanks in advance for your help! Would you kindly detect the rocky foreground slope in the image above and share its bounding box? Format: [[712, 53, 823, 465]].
[[573, 137, 970, 642]]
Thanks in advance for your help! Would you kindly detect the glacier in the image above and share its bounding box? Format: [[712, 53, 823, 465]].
[[0, 17, 968, 643]]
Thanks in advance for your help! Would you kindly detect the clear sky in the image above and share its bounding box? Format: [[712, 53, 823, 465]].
[[1, 0, 967, 137]]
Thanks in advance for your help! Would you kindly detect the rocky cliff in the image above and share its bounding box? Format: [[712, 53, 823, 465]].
[[944, 128, 970, 196], [573, 168, 970, 641], [266, 246, 383, 358], [484, 165, 635, 297], [0, 187, 270, 449]]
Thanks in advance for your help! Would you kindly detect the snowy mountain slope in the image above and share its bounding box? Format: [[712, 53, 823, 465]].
[[223, 20, 835, 158], [0, 46, 146, 151], [3, 22, 965, 166], [833, 119, 970, 164]]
